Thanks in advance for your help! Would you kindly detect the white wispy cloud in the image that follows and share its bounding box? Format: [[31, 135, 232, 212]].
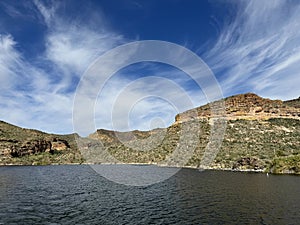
[[33, 0, 57, 26], [0, 1, 126, 133], [33, 0, 125, 93], [1, 0, 300, 135], [0, 34, 20, 90], [94, 73, 204, 132], [205, 0, 300, 100], [2, 1, 200, 134], [0, 33, 73, 132]]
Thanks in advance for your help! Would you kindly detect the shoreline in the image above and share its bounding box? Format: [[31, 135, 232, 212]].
[[0, 162, 290, 175]]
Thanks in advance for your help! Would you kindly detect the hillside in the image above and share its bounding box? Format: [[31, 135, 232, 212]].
[[82, 93, 300, 174], [284, 96, 300, 108], [0, 121, 83, 165], [0, 93, 299, 174]]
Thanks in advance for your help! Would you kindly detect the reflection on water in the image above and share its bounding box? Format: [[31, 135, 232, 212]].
[[0, 165, 299, 224]]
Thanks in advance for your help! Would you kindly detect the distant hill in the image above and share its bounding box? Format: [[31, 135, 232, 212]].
[[284, 96, 300, 108], [0, 93, 299, 174]]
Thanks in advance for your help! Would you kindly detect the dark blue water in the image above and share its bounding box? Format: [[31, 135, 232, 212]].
[[0, 165, 299, 224]]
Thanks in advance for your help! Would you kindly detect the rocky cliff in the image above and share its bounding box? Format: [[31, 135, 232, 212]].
[[0, 121, 82, 165], [175, 93, 300, 123]]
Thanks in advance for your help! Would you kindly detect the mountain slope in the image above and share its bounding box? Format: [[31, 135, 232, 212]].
[[86, 93, 300, 174], [0, 93, 299, 174], [0, 121, 83, 165], [284, 96, 300, 108]]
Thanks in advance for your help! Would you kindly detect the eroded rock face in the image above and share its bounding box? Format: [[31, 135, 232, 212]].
[[0, 140, 16, 158], [89, 129, 120, 144], [7, 138, 71, 157], [175, 93, 300, 123], [10, 140, 52, 157], [51, 138, 70, 151]]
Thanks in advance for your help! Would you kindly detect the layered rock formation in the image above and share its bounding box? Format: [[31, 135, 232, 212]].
[[0, 121, 80, 164], [175, 93, 300, 123], [10, 140, 52, 157]]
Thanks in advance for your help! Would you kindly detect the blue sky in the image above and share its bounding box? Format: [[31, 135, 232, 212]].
[[1, 0, 300, 134]]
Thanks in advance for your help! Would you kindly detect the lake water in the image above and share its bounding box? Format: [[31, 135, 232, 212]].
[[0, 165, 299, 224]]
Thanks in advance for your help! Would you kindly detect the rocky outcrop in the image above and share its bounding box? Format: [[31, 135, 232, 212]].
[[51, 138, 70, 151], [8, 138, 71, 157], [10, 140, 52, 157], [89, 129, 121, 144], [0, 121, 74, 159], [0, 139, 17, 158], [175, 93, 300, 123]]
